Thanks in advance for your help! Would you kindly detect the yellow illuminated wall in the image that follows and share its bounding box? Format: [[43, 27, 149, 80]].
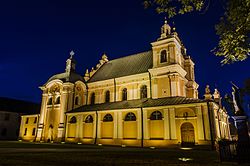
[[123, 121, 137, 139], [20, 115, 39, 141], [101, 122, 113, 138]]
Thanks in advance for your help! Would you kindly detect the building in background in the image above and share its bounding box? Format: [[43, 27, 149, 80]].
[[19, 20, 231, 147], [0, 97, 40, 140]]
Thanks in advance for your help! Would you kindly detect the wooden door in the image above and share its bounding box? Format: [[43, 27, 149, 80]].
[[181, 122, 195, 146]]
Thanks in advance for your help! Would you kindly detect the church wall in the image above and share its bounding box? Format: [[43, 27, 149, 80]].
[[22, 99, 225, 148]]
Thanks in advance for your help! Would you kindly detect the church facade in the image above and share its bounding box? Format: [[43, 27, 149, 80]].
[[19, 20, 230, 147]]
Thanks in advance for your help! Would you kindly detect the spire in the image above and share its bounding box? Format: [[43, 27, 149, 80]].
[[160, 17, 171, 39], [65, 50, 76, 73]]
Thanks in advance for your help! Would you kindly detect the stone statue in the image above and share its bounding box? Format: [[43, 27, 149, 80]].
[[205, 85, 211, 94]]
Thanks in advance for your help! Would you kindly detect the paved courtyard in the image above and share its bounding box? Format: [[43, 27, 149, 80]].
[[0, 141, 242, 166]]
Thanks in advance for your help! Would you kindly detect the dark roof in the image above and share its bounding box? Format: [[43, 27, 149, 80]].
[[46, 71, 84, 85], [88, 51, 153, 82], [67, 96, 204, 113], [0, 97, 40, 115]]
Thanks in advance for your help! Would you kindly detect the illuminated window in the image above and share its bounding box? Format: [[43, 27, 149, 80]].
[[55, 96, 60, 104], [105, 90, 110, 103], [47, 97, 52, 105], [25, 118, 29, 124], [32, 128, 36, 136], [34, 117, 37, 123], [85, 115, 93, 123], [24, 128, 27, 136], [103, 114, 113, 122], [160, 50, 167, 63], [140, 85, 147, 99], [75, 96, 79, 105], [122, 88, 127, 101], [69, 116, 77, 124], [90, 93, 95, 105], [150, 111, 163, 120], [125, 112, 136, 121]]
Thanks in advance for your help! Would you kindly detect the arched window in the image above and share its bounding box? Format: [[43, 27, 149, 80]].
[[69, 116, 77, 124], [122, 88, 127, 101], [85, 115, 93, 123], [75, 96, 79, 105], [140, 85, 147, 99], [90, 93, 95, 105], [125, 112, 136, 121], [47, 97, 52, 105], [150, 111, 163, 120], [160, 50, 167, 63], [103, 114, 113, 122], [105, 90, 110, 103], [55, 96, 60, 104]]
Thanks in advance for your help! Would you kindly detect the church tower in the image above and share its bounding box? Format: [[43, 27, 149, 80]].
[[149, 19, 198, 99]]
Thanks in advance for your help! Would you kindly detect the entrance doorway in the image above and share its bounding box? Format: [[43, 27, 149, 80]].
[[181, 122, 195, 146]]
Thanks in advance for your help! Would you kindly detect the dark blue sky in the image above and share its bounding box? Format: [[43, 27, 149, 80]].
[[0, 0, 249, 104]]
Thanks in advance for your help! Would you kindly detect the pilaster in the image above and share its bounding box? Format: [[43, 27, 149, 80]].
[[196, 106, 205, 140], [169, 108, 176, 139]]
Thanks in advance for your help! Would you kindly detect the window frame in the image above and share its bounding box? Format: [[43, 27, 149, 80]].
[[160, 50, 167, 63], [140, 85, 148, 99], [85, 115, 94, 123], [122, 88, 128, 101], [103, 114, 113, 122], [124, 112, 136, 121], [69, 116, 77, 124], [90, 93, 95, 105], [150, 111, 163, 120], [105, 90, 110, 103]]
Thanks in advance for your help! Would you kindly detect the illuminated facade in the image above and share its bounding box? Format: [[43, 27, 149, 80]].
[[19, 20, 230, 147]]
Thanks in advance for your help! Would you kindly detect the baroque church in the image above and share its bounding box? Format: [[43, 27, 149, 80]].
[[19, 20, 230, 147]]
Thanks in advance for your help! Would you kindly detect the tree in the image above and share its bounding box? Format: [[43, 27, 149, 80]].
[[144, 0, 250, 64]]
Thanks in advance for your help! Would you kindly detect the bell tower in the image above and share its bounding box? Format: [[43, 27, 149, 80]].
[[149, 19, 198, 99]]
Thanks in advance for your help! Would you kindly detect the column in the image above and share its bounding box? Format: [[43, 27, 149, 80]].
[[57, 89, 68, 140], [97, 112, 101, 139], [137, 109, 141, 139], [163, 109, 170, 139], [93, 113, 97, 138], [113, 111, 118, 139], [170, 75, 177, 96], [196, 106, 205, 140], [77, 114, 83, 139], [117, 111, 123, 139], [169, 108, 176, 139], [36, 92, 48, 141], [152, 78, 158, 99], [133, 84, 138, 99], [143, 109, 149, 139], [202, 105, 211, 140]]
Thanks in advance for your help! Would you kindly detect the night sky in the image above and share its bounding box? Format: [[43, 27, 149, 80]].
[[0, 0, 249, 106]]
